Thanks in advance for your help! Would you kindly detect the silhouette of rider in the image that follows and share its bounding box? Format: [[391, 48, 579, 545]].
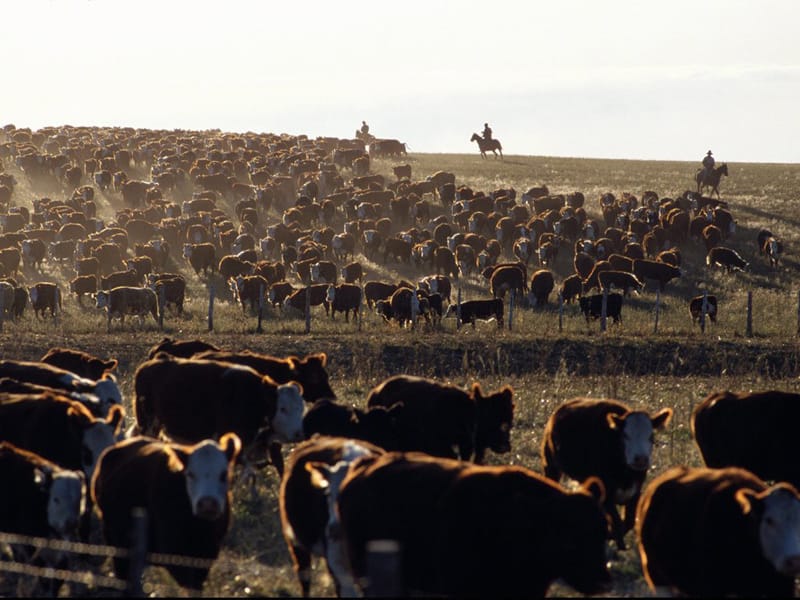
[[483, 123, 493, 141], [702, 150, 715, 184], [360, 121, 370, 137]]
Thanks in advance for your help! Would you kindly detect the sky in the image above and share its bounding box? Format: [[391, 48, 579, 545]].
[[4, 0, 799, 163]]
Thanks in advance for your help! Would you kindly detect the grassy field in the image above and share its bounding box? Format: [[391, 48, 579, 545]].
[[2, 145, 800, 596]]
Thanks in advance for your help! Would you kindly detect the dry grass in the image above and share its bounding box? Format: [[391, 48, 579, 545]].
[[1, 144, 800, 596]]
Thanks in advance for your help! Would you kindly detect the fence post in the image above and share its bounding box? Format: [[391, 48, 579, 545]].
[[653, 289, 661, 334], [304, 286, 311, 334], [158, 285, 165, 331], [508, 289, 514, 331], [558, 292, 563, 333], [456, 284, 462, 331], [411, 292, 418, 330], [0, 290, 4, 333], [358, 285, 363, 332], [600, 288, 608, 333], [365, 540, 403, 597], [207, 285, 215, 332], [127, 507, 148, 598], [256, 283, 265, 333], [700, 290, 708, 333], [746, 291, 753, 337], [796, 290, 800, 336]]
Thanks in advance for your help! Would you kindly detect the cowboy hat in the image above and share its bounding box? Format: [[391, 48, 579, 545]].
[[707, 150, 713, 155]]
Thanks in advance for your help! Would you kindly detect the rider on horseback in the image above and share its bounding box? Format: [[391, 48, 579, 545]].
[[361, 121, 370, 137], [483, 122, 493, 141], [702, 150, 715, 185]]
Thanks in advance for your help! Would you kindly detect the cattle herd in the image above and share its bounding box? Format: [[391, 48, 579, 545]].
[[0, 340, 797, 597], [0, 123, 797, 597]]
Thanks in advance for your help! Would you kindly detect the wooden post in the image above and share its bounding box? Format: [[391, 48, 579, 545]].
[[158, 284, 165, 331], [127, 507, 148, 598], [411, 292, 418, 330], [207, 284, 215, 332], [746, 291, 753, 337], [365, 540, 402, 597], [304, 286, 311, 334], [358, 285, 363, 332], [456, 284, 462, 331], [0, 290, 4, 333], [653, 289, 661, 334], [256, 283, 265, 333], [508, 289, 514, 331], [558, 292, 563, 333], [699, 290, 707, 333], [600, 288, 608, 333]]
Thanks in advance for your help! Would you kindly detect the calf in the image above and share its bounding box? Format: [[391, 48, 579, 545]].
[[367, 374, 515, 464], [28, 281, 61, 318], [279, 436, 385, 597], [133, 354, 305, 477], [146, 337, 220, 360], [182, 242, 216, 276], [706, 245, 748, 272], [363, 280, 398, 309], [528, 268, 554, 306], [268, 281, 295, 309], [579, 292, 623, 325], [69, 274, 97, 306], [444, 297, 504, 329], [91, 433, 241, 591], [308, 452, 612, 597], [560, 273, 583, 304], [150, 275, 186, 315], [541, 397, 672, 550], [39, 347, 117, 381], [632, 258, 681, 292], [689, 293, 718, 324], [283, 284, 330, 316], [636, 466, 800, 597], [95, 285, 159, 331], [326, 283, 361, 323], [341, 261, 364, 285], [597, 270, 644, 297]]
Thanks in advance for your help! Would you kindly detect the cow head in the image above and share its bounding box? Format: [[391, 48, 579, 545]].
[[74, 403, 125, 479], [269, 381, 306, 443], [95, 290, 109, 309], [37, 466, 87, 540], [290, 353, 335, 402], [736, 483, 800, 576], [607, 407, 673, 473], [472, 383, 515, 456], [174, 432, 241, 521]]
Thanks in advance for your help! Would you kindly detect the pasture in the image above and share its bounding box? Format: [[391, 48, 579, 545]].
[[1, 130, 800, 596]]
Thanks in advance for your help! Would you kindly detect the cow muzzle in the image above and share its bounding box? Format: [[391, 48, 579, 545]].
[[194, 497, 223, 521]]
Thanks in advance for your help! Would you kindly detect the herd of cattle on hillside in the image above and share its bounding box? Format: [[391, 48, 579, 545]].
[[0, 124, 798, 597]]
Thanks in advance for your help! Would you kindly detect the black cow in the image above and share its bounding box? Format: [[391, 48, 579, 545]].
[[579, 293, 623, 325], [444, 298, 504, 329]]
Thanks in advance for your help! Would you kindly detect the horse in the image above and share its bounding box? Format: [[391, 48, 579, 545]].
[[471, 133, 503, 160], [695, 163, 728, 198]]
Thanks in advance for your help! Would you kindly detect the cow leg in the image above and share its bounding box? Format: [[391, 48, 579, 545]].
[[605, 498, 627, 550], [288, 544, 313, 597], [268, 442, 284, 478]]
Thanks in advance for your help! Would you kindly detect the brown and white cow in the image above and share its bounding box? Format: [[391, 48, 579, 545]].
[[636, 465, 800, 597], [529, 268, 555, 307], [279, 436, 385, 597], [91, 433, 241, 591], [541, 397, 673, 550], [689, 293, 718, 324], [489, 263, 527, 300], [367, 374, 515, 464], [308, 451, 612, 597], [69, 274, 97, 306], [95, 286, 159, 331], [133, 354, 305, 476]]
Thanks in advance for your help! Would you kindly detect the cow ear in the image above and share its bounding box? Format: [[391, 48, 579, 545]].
[[33, 466, 53, 490], [735, 488, 763, 517], [580, 476, 606, 504], [310, 352, 328, 367], [305, 461, 333, 490], [104, 359, 118, 371], [651, 407, 673, 430], [219, 432, 242, 464], [606, 413, 625, 430], [471, 382, 483, 399], [102, 372, 118, 383], [167, 448, 188, 472]]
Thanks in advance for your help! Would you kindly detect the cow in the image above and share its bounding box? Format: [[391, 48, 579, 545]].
[[310, 260, 337, 285], [383, 237, 412, 264], [579, 292, 623, 325], [28, 281, 61, 318], [597, 270, 644, 297], [268, 281, 296, 309], [367, 374, 515, 464], [384, 286, 429, 328], [48, 240, 76, 264], [0, 359, 123, 416], [279, 436, 385, 597], [706, 246, 748, 272], [417, 274, 452, 304], [307, 451, 612, 597], [218, 254, 255, 280], [182, 242, 216, 276], [689, 293, 718, 324], [150, 275, 186, 315], [340, 261, 363, 285], [632, 258, 681, 291], [326, 283, 361, 323], [69, 274, 97, 306], [95, 285, 159, 331], [21, 238, 47, 271], [283, 284, 331, 316], [146, 337, 221, 360], [364, 280, 399, 309], [636, 465, 800, 597], [763, 236, 784, 268], [444, 298, 504, 329], [528, 268, 555, 307], [230, 274, 268, 314], [40, 347, 118, 381], [100, 268, 141, 290], [300, 402, 404, 452], [133, 354, 305, 477], [489, 264, 527, 300], [545, 399, 673, 549], [91, 433, 242, 591], [392, 164, 412, 180], [560, 273, 583, 304]]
